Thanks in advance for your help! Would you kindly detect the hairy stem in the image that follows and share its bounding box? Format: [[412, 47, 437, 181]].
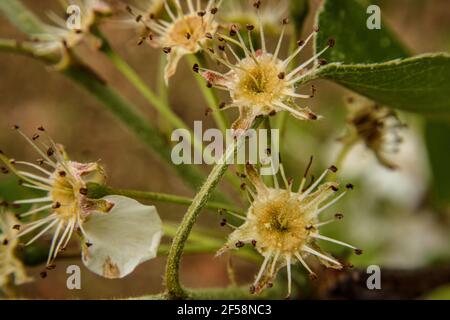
[[164, 118, 263, 299], [86, 182, 244, 215]]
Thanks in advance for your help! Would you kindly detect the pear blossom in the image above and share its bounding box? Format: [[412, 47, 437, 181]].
[[125, 0, 222, 84], [0, 126, 162, 279], [218, 163, 361, 297], [196, 1, 334, 130]]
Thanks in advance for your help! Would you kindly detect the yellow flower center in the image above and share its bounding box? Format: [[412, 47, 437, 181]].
[[50, 165, 84, 219], [167, 15, 212, 52], [252, 190, 313, 255], [233, 54, 289, 108]]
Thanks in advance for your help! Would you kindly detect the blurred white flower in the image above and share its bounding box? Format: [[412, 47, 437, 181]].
[[32, 0, 111, 59]]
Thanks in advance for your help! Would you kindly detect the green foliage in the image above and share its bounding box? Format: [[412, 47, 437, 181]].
[[316, 54, 450, 113], [315, 0, 408, 63], [425, 118, 450, 206], [315, 0, 450, 206]]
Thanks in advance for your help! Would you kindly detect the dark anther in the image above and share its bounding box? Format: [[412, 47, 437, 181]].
[[246, 24, 255, 31], [319, 59, 328, 66], [1, 167, 8, 174], [210, 7, 218, 14], [137, 38, 145, 46], [309, 273, 318, 281], [40, 271, 48, 279], [37, 158, 45, 165], [47, 147, 55, 157], [135, 15, 142, 22], [220, 219, 227, 227], [208, 48, 215, 54], [335, 213, 344, 220], [59, 171, 66, 177], [253, 1, 261, 9], [329, 165, 338, 173], [328, 38, 335, 48], [2, 239, 8, 246], [240, 182, 246, 190], [282, 18, 289, 25], [278, 72, 285, 80], [0, 200, 8, 207], [206, 82, 213, 88], [205, 32, 213, 39], [149, 13, 155, 20], [185, 32, 191, 39], [310, 85, 316, 98], [249, 285, 256, 294], [52, 202, 61, 209], [297, 39, 305, 46], [79, 188, 88, 195], [197, 10, 206, 17], [163, 47, 172, 54], [219, 102, 227, 109], [331, 185, 339, 192], [32, 134, 40, 141], [235, 241, 245, 248], [267, 282, 274, 288], [218, 45, 225, 51], [13, 224, 21, 231], [266, 148, 271, 156], [13, 125, 19, 130], [125, 5, 133, 14], [204, 108, 212, 116], [251, 240, 257, 247], [308, 112, 318, 120], [193, 63, 199, 73], [346, 183, 354, 190], [354, 248, 363, 255], [218, 36, 224, 42], [314, 26, 320, 32], [305, 225, 314, 231], [229, 25, 238, 37], [268, 110, 277, 116], [86, 242, 93, 247]]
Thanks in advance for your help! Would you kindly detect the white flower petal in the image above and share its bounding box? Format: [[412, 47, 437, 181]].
[[81, 195, 163, 279]]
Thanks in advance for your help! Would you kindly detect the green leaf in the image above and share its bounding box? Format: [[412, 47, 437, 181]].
[[425, 118, 450, 206], [314, 0, 409, 63], [314, 53, 450, 114]]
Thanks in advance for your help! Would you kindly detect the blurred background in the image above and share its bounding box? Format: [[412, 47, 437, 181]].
[[0, 0, 449, 299]]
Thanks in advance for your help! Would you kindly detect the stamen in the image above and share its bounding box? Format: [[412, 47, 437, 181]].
[[312, 191, 348, 217], [311, 233, 356, 250], [294, 252, 317, 277], [286, 256, 292, 298], [302, 245, 341, 266], [253, 253, 271, 287]]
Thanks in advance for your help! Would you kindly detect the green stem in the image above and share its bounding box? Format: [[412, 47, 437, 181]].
[[87, 183, 244, 215], [187, 54, 229, 133], [164, 118, 263, 299], [62, 61, 209, 191]]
